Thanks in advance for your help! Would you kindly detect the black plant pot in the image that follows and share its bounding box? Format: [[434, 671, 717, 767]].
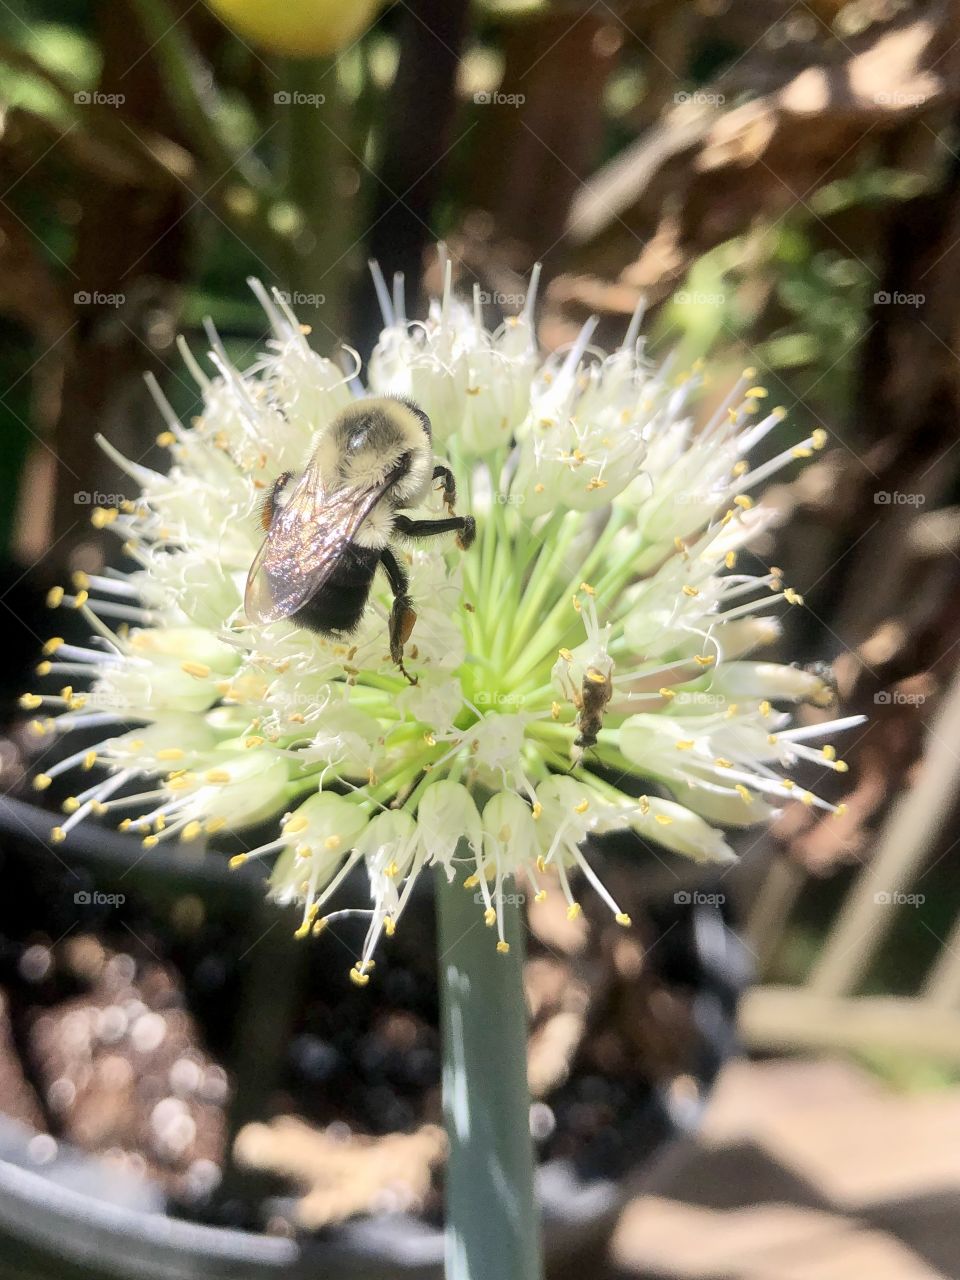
[[0, 795, 751, 1279]]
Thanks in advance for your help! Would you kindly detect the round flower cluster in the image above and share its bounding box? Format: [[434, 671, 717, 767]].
[[25, 261, 861, 983]]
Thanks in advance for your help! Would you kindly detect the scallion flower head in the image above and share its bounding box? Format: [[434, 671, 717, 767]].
[[27, 259, 862, 982]]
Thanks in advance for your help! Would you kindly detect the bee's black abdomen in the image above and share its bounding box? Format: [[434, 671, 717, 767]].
[[293, 544, 380, 635]]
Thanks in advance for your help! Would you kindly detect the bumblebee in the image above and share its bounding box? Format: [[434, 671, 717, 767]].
[[244, 397, 475, 681]]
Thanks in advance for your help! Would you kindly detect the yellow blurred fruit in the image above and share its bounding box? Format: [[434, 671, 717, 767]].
[[206, 0, 383, 57]]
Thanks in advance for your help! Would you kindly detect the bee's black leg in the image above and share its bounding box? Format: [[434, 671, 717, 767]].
[[394, 513, 476, 551], [432, 464, 457, 512], [379, 547, 418, 685]]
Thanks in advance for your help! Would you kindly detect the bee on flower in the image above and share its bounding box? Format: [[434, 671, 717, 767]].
[[24, 254, 863, 982]]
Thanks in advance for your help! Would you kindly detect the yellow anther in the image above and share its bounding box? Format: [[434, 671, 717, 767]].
[[659, 687, 676, 700], [62, 797, 80, 814], [531, 802, 542, 820], [142, 834, 159, 849], [558, 648, 574, 662], [244, 736, 265, 749], [463, 874, 479, 889], [615, 912, 632, 927], [349, 967, 370, 986], [47, 586, 64, 608], [682, 585, 699, 598], [90, 801, 107, 816], [694, 654, 715, 668], [536, 855, 547, 872], [835, 760, 849, 773], [295, 844, 312, 860], [792, 446, 812, 459], [731, 460, 749, 477], [573, 798, 590, 814], [294, 920, 312, 940], [745, 386, 767, 399], [801, 791, 815, 806], [733, 494, 753, 510], [784, 587, 804, 605], [484, 908, 496, 927], [19, 693, 43, 710], [654, 814, 673, 825], [156, 748, 184, 761], [50, 827, 66, 843], [496, 941, 511, 954], [742, 366, 757, 380], [580, 582, 596, 595], [385, 860, 399, 877], [43, 636, 64, 655], [572, 595, 582, 612], [384, 917, 396, 937], [229, 853, 249, 870], [822, 745, 837, 761], [534, 890, 547, 903], [282, 815, 306, 833], [675, 739, 695, 751], [638, 796, 650, 815], [33, 774, 52, 791], [834, 802, 848, 818], [734, 784, 752, 804], [566, 902, 582, 921], [674, 536, 688, 555], [725, 550, 737, 569], [181, 821, 203, 843], [118, 818, 132, 832], [181, 661, 211, 679], [811, 428, 827, 449], [206, 817, 227, 834], [324, 834, 341, 851], [90, 508, 118, 529], [534, 483, 545, 494], [725, 703, 739, 718], [156, 430, 176, 447], [205, 769, 231, 784], [714, 757, 733, 769], [551, 702, 561, 720], [34, 662, 50, 677], [423, 732, 436, 746]]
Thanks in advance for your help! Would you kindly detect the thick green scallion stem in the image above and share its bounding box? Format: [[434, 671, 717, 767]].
[[436, 867, 544, 1280]]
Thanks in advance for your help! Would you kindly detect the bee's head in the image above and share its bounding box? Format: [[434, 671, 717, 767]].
[[322, 398, 432, 503]]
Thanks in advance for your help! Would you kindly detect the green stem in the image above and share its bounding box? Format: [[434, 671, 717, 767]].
[[437, 868, 543, 1280]]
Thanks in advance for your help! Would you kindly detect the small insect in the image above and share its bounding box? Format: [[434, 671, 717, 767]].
[[574, 665, 613, 757], [245, 396, 475, 682]]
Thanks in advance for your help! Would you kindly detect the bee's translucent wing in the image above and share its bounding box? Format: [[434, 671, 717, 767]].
[[244, 458, 390, 624]]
